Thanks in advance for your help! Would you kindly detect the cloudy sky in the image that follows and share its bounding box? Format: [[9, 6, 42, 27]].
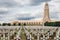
[[0, 0, 60, 23]]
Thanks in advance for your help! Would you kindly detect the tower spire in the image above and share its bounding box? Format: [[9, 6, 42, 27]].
[[43, 2, 50, 25]]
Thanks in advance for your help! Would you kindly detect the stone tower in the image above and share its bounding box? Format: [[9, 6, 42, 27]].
[[43, 3, 50, 25]]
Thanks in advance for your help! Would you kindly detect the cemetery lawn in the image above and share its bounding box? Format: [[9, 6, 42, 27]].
[[21, 28, 26, 40]]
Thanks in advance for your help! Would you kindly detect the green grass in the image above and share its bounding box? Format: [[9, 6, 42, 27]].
[[21, 28, 26, 40]]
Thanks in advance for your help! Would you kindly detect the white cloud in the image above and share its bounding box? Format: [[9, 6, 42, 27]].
[[14, 0, 51, 6], [48, 0, 60, 20], [0, 0, 60, 23], [0, 7, 8, 11], [14, 0, 31, 6]]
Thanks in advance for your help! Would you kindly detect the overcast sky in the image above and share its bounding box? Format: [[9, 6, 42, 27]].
[[0, 0, 60, 23]]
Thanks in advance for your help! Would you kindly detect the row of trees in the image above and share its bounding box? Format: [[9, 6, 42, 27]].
[[44, 21, 60, 26], [0, 23, 26, 26]]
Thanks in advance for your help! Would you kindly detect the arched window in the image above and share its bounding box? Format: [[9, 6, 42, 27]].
[[18, 23, 21, 26], [13, 23, 17, 26], [23, 23, 26, 26]]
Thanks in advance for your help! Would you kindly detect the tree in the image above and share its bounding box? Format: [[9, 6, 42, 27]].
[[44, 22, 48, 26], [7, 23, 11, 26], [2, 23, 7, 26], [0, 23, 1, 26], [44, 22, 55, 26], [54, 22, 60, 26], [44, 21, 60, 26]]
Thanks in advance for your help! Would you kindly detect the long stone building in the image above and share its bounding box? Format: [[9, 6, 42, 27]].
[[11, 3, 52, 26]]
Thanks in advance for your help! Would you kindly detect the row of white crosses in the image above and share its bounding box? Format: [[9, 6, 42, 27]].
[[24, 26, 42, 40], [0, 29, 11, 40], [25, 28, 40, 40], [24, 26, 33, 40], [0, 26, 22, 40], [14, 26, 22, 40], [54, 28, 60, 40], [0, 26, 60, 40], [10, 28, 19, 40], [25, 26, 59, 40], [31, 28, 47, 40], [40, 27, 58, 40], [25, 26, 42, 40]]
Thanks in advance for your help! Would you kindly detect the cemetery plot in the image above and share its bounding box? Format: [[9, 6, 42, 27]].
[[0, 26, 59, 40]]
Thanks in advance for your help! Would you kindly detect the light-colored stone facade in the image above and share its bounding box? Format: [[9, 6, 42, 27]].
[[11, 20, 43, 26], [43, 3, 50, 23], [11, 3, 51, 26]]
